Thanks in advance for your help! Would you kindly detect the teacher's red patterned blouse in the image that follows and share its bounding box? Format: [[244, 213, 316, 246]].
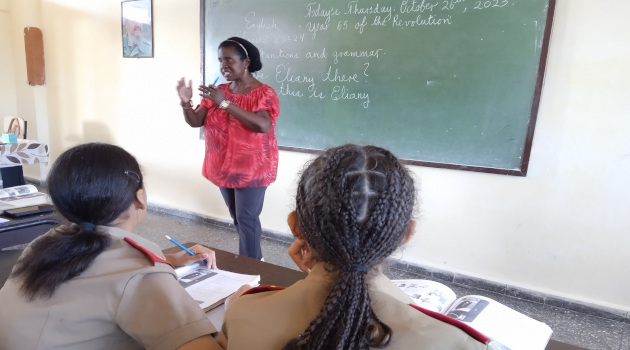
[[199, 83, 280, 189]]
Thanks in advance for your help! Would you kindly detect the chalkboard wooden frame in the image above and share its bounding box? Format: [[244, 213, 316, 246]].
[[200, 0, 556, 176]]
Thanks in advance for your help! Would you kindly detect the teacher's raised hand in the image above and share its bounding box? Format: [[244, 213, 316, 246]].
[[176, 77, 193, 103], [176, 77, 207, 128]]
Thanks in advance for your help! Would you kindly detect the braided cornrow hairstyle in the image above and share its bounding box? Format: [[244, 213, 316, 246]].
[[283, 144, 416, 350]]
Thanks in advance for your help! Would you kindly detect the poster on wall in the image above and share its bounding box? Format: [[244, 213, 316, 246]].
[[121, 0, 153, 58]]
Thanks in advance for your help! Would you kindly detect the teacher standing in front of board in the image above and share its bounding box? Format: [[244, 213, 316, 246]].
[[176, 36, 280, 260]]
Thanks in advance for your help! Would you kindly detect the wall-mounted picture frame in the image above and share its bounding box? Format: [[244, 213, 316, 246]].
[[121, 0, 153, 58]]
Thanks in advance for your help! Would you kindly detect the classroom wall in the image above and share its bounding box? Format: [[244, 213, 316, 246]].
[[0, 0, 18, 120], [4, 0, 49, 181], [5, 0, 630, 310]]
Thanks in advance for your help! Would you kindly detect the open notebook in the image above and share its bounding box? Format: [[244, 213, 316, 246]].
[[393, 279, 553, 350], [0, 185, 51, 214], [175, 263, 260, 312]]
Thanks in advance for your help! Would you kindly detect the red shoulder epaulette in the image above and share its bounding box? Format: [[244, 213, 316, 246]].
[[124, 237, 173, 267], [242, 285, 286, 296], [409, 304, 491, 345]]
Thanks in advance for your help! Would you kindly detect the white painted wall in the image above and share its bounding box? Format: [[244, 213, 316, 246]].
[[5, 0, 630, 309], [0, 1, 18, 120]]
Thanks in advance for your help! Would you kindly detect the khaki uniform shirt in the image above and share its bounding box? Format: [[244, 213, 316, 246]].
[[222, 263, 490, 350], [0, 226, 216, 350]]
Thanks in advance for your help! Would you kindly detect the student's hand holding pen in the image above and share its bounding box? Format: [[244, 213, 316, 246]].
[[164, 244, 218, 270]]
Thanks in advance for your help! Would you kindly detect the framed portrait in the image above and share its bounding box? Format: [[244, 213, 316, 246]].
[[121, 0, 153, 58]]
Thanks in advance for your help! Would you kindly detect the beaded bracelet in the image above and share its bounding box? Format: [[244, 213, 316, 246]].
[[180, 100, 193, 110]]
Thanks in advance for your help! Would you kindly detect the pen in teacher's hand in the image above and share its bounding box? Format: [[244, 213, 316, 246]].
[[165, 235, 208, 265], [212, 77, 219, 86]]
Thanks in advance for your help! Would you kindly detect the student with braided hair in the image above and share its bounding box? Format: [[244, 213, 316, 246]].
[[220, 144, 491, 349]]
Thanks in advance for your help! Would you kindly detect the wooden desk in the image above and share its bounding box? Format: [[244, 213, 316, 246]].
[[0, 140, 49, 168], [163, 244, 306, 289], [164, 244, 307, 330], [0, 242, 588, 350], [0, 214, 62, 287], [0, 214, 60, 249], [546, 340, 589, 350], [167, 244, 585, 350]]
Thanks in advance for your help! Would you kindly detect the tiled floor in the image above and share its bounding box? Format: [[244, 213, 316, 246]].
[[136, 209, 630, 350]]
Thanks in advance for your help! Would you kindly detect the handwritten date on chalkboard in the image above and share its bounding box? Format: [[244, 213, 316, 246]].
[[202, 0, 555, 175]]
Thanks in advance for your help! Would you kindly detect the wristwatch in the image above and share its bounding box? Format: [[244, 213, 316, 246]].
[[219, 100, 231, 110]]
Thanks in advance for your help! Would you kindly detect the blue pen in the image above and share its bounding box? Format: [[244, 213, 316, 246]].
[[165, 235, 208, 265], [212, 76, 219, 86]]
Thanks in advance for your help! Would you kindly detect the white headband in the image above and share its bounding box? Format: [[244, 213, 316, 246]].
[[227, 39, 249, 58]]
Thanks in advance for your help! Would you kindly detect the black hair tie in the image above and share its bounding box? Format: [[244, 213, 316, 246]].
[[79, 222, 96, 231], [348, 263, 368, 274]]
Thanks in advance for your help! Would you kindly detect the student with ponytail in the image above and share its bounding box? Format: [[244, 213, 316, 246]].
[[220, 144, 491, 350], [0, 143, 223, 350]]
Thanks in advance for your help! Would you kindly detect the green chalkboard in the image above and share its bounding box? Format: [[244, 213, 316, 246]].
[[201, 0, 555, 175]]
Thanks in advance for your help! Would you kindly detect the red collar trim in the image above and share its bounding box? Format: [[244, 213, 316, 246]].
[[242, 285, 286, 296], [124, 237, 173, 268], [236, 286, 490, 345]]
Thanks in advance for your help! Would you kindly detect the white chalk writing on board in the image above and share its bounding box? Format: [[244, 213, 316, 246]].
[[241, 0, 516, 109], [203, 0, 553, 172]]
